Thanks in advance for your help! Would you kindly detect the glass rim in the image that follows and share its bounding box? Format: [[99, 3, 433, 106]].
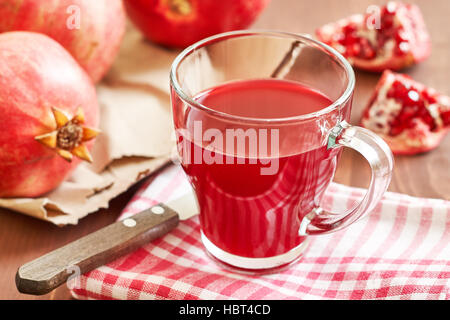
[[170, 30, 356, 124]]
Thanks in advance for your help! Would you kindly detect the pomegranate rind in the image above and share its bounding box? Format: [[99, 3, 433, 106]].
[[124, 0, 271, 48], [374, 128, 449, 155], [0, 0, 126, 83]]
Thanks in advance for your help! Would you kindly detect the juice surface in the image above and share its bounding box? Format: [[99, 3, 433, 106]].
[[195, 79, 332, 119]]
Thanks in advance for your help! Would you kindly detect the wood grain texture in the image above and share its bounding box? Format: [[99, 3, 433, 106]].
[[0, 0, 449, 299]]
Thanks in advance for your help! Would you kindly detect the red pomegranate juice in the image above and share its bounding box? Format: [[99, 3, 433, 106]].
[[178, 79, 338, 258]]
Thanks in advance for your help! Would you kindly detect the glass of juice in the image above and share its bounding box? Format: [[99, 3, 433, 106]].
[[170, 31, 394, 273]]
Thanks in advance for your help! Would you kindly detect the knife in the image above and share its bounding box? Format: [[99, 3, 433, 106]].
[[15, 191, 199, 296]]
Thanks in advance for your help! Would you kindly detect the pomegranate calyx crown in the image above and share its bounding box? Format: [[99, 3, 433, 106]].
[[35, 107, 100, 163], [167, 0, 192, 16]]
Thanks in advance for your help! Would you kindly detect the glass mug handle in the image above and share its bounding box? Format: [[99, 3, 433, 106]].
[[299, 121, 394, 236]]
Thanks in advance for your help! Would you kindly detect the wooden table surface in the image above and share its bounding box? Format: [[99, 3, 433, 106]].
[[1, 0, 449, 300]]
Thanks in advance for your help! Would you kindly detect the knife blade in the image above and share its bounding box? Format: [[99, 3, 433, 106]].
[[16, 191, 199, 296]]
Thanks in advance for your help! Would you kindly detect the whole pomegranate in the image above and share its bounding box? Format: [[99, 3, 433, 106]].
[[0, 32, 100, 198], [0, 0, 126, 83], [316, 2, 431, 72], [362, 71, 450, 155], [124, 0, 271, 48]]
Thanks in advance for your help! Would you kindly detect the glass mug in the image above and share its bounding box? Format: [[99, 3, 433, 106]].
[[170, 31, 394, 273]]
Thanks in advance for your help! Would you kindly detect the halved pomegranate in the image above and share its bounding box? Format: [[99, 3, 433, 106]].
[[361, 71, 450, 155], [316, 2, 431, 72]]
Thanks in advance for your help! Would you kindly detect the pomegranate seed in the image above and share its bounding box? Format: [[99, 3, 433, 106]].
[[405, 120, 416, 129], [390, 125, 403, 136], [397, 42, 410, 55], [387, 80, 409, 100], [385, 2, 398, 14], [407, 90, 420, 102], [343, 24, 357, 36], [348, 43, 361, 56], [441, 110, 450, 126], [418, 106, 428, 116], [422, 90, 438, 104], [403, 105, 418, 117], [396, 30, 409, 43], [398, 113, 409, 122], [382, 17, 394, 29], [390, 118, 400, 127], [423, 114, 436, 130]]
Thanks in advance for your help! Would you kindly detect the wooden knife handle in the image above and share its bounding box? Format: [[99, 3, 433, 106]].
[[16, 204, 179, 295]]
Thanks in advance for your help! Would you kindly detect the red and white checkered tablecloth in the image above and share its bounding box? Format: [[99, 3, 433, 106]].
[[70, 165, 450, 300]]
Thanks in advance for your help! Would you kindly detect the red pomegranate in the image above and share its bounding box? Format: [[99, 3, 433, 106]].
[[316, 2, 431, 72], [0, 32, 100, 198], [0, 0, 126, 83], [361, 71, 450, 155], [124, 0, 271, 48]]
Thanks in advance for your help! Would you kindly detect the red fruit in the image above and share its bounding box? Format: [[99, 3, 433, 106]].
[[0, 0, 126, 83], [0, 32, 100, 198], [124, 0, 271, 48], [361, 71, 450, 155], [316, 2, 431, 72]]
